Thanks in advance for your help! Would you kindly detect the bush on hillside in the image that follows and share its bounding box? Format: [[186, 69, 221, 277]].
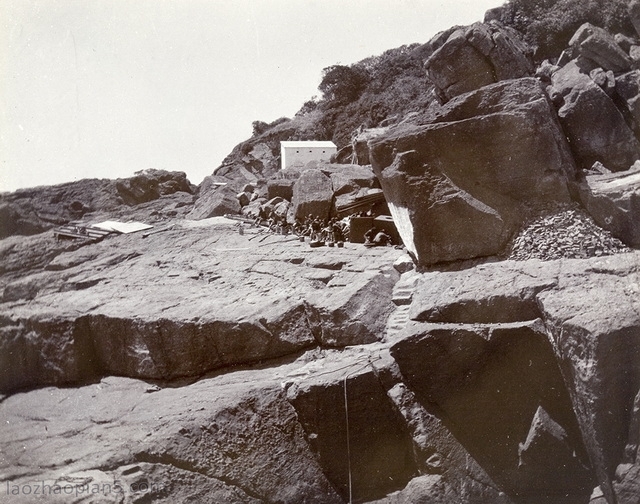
[[499, 0, 635, 60]]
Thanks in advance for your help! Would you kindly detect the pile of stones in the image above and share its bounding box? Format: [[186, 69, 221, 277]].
[[508, 204, 631, 261]]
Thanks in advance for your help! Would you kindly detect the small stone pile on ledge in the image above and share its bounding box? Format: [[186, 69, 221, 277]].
[[508, 204, 631, 261]]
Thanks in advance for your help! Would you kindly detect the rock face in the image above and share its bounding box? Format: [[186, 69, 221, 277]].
[[369, 78, 574, 266], [290, 169, 335, 221], [0, 371, 344, 504], [0, 218, 403, 393], [187, 177, 240, 219], [5, 11, 640, 504], [2, 204, 640, 503], [615, 70, 640, 136], [578, 165, 640, 247], [0, 170, 195, 238], [425, 22, 533, 102], [391, 320, 592, 503], [537, 255, 640, 504], [401, 253, 640, 504], [325, 164, 380, 213], [115, 169, 193, 206], [551, 63, 640, 172], [569, 23, 632, 73], [286, 359, 417, 502]]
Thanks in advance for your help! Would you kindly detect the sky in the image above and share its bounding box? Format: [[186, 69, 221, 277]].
[[0, 0, 502, 192]]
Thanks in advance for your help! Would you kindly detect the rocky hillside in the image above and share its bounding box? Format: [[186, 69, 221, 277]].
[[2, 2, 640, 504]]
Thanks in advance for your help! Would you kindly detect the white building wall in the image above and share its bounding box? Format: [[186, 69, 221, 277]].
[[281, 142, 337, 170]]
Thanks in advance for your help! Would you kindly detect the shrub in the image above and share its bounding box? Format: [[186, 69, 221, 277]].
[[500, 0, 635, 60]]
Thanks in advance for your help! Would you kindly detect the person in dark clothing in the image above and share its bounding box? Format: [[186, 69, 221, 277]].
[[364, 226, 391, 246]]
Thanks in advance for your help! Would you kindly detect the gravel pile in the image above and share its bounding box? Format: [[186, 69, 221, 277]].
[[508, 205, 631, 261]]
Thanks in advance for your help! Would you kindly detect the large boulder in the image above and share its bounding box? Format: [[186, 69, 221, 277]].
[[425, 22, 532, 102], [289, 169, 334, 221], [324, 164, 380, 212], [266, 177, 295, 200], [352, 127, 389, 165], [115, 169, 193, 206], [577, 164, 640, 247], [613, 388, 640, 504], [391, 320, 592, 503], [615, 70, 640, 135], [369, 78, 575, 266], [631, 0, 640, 40], [187, 177, 241, 219], [537, 253, 640, 504], [552, 63, 640, 172], [286, 360, 416, 502], [569, 23, 632, 73]]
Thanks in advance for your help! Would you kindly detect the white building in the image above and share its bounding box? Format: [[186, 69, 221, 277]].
[[280, 141, 337, 170]]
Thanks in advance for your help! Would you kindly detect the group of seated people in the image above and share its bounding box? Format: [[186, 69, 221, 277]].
[[252, 211, 392, 247]]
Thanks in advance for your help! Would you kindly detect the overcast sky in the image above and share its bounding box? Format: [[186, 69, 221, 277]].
[[1, 0, 502, 192]]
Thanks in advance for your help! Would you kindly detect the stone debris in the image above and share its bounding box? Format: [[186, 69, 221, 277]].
[[508, 205, 631, 261]]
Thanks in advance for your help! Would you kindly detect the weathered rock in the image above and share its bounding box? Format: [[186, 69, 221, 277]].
[[290, 169, 334, 221], [425, 22, 532, 102], [286, 356, 416, 502], [285, 347, 510, 504], [266, 177, 295, 201], [612, 389, 640, 504], [322, 165, 380, 213], [549, 60, 592, 98], [115, 169, 193, 206], [0, 171, 195, 239], [369, 78, 574, 266], [187, 177, 240, 219], [630, 0, 640, 40], [630, 44, 640, 64], [569, 23, 632, 73], [615, 70, 640, 135], [393, 254, 414, 274], [518, 406, 593, 497], [391, 320, 592, 503], [261, 196, 285, 218], [307, 264, 399, 346], [272, 199, 290, 221], [577, 165, 640, 247], [553, 64, 640, 171], [615, 33, 638, 53], [352, 127, 389, 165], [375, 150, 511, 265], [373, 353, 513, 504], [0, 371, 343, 504], [590, 68, 616, 96], [236, 191, 251, 207], [240, 196, 267, 219], [325, 164, 379, 199], [0, 218, 405, 392], [537, 252, 640, 504], [409, 259, 558, 324]]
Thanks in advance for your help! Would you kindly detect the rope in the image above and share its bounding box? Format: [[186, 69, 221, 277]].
[[344, 372, 353, 504], [342, 356, 380, 504]]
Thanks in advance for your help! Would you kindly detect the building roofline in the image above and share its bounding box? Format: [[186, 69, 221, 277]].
[[280, 141, 337, 148]]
